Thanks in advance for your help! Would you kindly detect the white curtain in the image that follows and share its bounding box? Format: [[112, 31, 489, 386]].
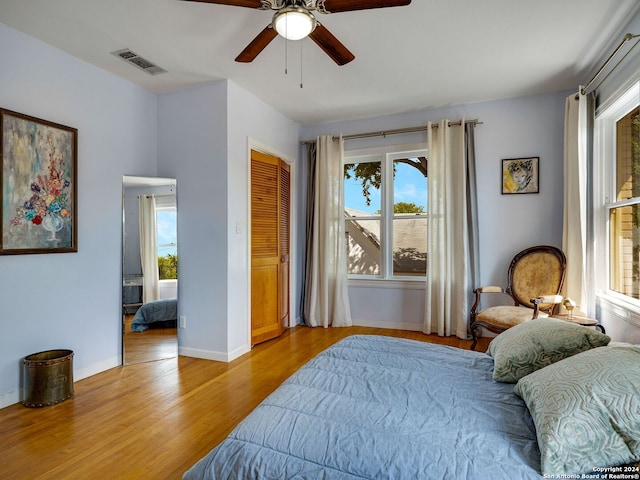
[[424, 119, 471, 338], [563, 90, 594, 315], [307, 135, 352, 327], [139, 195, 159, 304]]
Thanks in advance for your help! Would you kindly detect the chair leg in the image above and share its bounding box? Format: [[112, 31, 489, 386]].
[[470, 324, 479, 350]]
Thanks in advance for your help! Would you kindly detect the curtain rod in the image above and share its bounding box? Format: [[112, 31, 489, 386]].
[[300, 119, 482, 145], [581, 33, 640, 95]]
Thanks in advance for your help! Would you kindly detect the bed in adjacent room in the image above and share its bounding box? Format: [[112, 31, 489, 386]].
[[184, 320, 640, 479], [130, 297, 177, 332]]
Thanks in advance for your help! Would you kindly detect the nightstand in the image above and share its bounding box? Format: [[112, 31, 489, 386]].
[[551, 313, 606, 334]]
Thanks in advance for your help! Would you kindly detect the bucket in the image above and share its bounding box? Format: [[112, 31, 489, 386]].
[[23, 349, 74, 407]]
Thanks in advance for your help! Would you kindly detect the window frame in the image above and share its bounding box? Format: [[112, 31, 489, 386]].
[[155, 197, 177, 281], [343, 143, 428, 282], [594, 80, 640, 311], [156, 205, 177, 254]]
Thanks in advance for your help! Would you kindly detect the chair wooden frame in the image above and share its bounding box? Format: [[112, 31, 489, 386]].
[[469, 245, 566, 350]]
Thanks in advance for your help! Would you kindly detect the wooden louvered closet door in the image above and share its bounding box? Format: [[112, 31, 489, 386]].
[[250, 150, 289, 345]]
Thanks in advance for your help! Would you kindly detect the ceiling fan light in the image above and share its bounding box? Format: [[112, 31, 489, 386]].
[[273, 7, 316, 41]]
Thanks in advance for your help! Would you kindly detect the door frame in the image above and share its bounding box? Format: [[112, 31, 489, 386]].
[[246, 138, 298, 348]]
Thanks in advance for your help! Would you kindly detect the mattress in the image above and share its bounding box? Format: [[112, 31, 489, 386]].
[[130, 297, 177, 332], [184, 335, 543, 479]]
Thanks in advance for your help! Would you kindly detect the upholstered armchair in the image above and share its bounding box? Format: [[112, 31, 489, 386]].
[[469, 245, 566, 350]]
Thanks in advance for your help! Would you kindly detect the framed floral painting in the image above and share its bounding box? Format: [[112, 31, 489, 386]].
[[1, 109, 77, 254]]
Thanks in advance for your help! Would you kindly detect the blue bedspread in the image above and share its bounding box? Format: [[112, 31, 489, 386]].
[[130, 297, 177, 332], [184, 335, 543, 479]]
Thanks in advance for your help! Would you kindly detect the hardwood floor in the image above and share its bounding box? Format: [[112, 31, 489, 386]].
[[123, 315, 178, 365], [0, 326, 490, 480]]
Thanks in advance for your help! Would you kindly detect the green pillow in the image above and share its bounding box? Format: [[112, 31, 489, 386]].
[[487, 318, 610, 383], [514, 345, 640, 476]]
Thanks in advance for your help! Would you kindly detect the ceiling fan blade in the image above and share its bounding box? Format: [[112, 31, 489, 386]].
[[320, 0, 410, 13], [235, 26, 278, 62], [180, 0, 264, 8], [309, 24, 355, 66]]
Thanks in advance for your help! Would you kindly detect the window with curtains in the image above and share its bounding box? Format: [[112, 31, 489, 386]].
[[596, 81, 640, 304], [343, 145, 428, 280]]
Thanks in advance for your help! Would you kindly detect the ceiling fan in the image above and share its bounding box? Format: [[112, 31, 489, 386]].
[[180, 0, 412, 65]]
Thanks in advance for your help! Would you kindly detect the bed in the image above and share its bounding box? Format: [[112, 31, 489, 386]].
[[130, 297, 177, 332], [184, 320, 640, 479]]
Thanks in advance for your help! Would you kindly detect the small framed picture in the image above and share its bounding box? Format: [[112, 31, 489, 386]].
[[502, 157, 539, 194]]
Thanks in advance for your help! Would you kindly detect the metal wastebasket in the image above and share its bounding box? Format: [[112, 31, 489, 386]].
[[23, 349, 74, 407]]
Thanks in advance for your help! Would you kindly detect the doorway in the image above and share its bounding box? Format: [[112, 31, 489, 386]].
[[122, 176, 178, 365]]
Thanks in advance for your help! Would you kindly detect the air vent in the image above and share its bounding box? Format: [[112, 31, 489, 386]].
[[111, 48, 167, 75]]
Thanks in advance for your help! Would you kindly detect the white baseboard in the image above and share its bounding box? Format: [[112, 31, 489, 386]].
[[75, 357, 121, 382], [351, 318, 422, 331], [179, 344, 251, 363], [0, 356, 121, 409]]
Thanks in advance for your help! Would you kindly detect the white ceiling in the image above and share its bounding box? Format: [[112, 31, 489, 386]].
[[1, 0, 639, 126]]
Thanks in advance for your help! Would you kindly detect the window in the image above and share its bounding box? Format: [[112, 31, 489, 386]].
[[156, 201, 177, 280], [610, 107, 640, 298], [344, 146, 428, 280], [596, 81, 640, 304]]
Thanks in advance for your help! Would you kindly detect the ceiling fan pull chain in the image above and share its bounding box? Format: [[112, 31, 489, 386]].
[[300, 40, 303, 88], [284, 21, 289, 74]]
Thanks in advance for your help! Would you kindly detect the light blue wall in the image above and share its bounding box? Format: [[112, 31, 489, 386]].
[[0, 23, 158, 407], [591, 12, 640, 114], [301, 91, 569, 328], [226, 81, 300, 354], [157, 80, 300, 361], [157, 82, 230, 359]]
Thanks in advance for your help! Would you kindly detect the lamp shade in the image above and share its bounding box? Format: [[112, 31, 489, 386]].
[[273, 7, 316, 41]]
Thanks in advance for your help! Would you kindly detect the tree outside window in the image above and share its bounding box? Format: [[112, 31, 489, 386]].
[[344, 148, 427, 279]]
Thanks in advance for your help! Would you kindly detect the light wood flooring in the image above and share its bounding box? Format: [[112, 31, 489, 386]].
[[123, 315, 178, 365], [0, 326, 490, 480]]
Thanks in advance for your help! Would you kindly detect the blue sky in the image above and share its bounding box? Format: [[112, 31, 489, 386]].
[[157, 210, 177, 256], [345, 161, 427, 214]]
